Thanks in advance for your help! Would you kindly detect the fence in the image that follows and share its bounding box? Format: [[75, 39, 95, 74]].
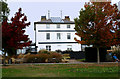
[[61, 51, 85, 59]]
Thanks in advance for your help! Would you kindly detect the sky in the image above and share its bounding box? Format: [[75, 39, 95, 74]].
[[7, 0, 120, 43]]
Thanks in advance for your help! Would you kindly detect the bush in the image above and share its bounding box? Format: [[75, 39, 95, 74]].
[[48, 53, 62, 63], [51, 53, 62, 59], [17, 53, 24, 59], [38, 49, 49, 54], [26, 54, 49, 63], [26, 49, 62, 63], [55, 50, 62, 53], [49, 51, 56, 54]]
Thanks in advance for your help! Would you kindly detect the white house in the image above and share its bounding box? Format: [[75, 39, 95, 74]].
[[34, 16, 81, 52]]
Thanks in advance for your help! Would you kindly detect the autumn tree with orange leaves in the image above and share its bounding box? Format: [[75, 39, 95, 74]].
[[74, 2, 120, 63]]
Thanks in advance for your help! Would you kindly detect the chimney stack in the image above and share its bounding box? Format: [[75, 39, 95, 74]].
[[61, 10, 62, 19], [41, 16, 46, 21], [65, 16, 70, 21], [48, 10, 50, 19]]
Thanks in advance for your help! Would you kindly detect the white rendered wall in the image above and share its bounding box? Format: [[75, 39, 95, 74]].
[[37, 44, 81, 51], [35, 24, 81, 51]]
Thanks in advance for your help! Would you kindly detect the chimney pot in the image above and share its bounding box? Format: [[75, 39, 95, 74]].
[[65, 16, 70, 21], [41, 16, 46, 21]]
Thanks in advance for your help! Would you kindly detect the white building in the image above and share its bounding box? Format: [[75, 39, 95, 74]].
[[34, 16, 81, 52]]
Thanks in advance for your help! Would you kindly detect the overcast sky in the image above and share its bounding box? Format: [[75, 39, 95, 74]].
[[7, 0, 120, 43]]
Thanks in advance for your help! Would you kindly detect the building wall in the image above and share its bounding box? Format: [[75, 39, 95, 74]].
[[38, 44, 81, 51], [35, 24, 81, 51]]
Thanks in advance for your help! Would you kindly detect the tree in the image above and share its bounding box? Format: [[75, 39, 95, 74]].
[[116, 11, 120, 45], [0, 0, 10, 22], [2, 8, 32, 57], [74, 2, 120, 63]]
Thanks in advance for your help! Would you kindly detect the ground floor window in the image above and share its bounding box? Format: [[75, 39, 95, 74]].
[[67, 45, 72, 51], [46, 45, 51, 51]]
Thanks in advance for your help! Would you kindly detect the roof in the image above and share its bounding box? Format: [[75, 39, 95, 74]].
[[34, 17, 75, 24], [50, 17, 64, 23]]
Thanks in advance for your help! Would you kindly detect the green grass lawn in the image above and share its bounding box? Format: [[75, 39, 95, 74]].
[[1, 63, 119, 78]]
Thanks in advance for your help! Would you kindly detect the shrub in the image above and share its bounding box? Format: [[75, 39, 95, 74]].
[[23, 53, 31, 58], [48, 53, 62, 63], [17, 53, 24, 59], [55, 50, 62, 53], [26, 49, 63, 63], [11, 55, 18, 59], [49, 51, 57, 54], [51, 53, 62, 59], [38, 49, 49, 54], [25, 54, 36, 63], [25, 54, 49, 63]]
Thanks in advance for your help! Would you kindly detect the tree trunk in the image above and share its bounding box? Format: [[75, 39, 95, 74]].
[[97, 47, 100, 64]]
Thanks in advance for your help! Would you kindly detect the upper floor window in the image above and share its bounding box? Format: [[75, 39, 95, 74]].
[[57, 24, 60, 28], [67, 33, 71, 39], [46, 24, 50, 29], [46, 33, 50, 40], [67, 24, 70, 28], [57, 33, 61, 39]]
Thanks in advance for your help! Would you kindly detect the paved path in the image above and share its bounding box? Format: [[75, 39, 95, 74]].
[[0, 59, 119, 65], [68, 59, 84, 63]]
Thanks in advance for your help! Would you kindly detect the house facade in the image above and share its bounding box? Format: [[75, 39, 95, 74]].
[[34, 16, 81, 52]]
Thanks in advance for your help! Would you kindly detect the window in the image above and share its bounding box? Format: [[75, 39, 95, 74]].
[[67, 33, 71, 39], [46, 45, 51, 51], [57, 24, 60, 28], [46, 33, 50, 40], [46, 24, 50, 29], [57, 33, 61, 39], [67, 45, 72, 50], [67, 24, 70, 28]]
